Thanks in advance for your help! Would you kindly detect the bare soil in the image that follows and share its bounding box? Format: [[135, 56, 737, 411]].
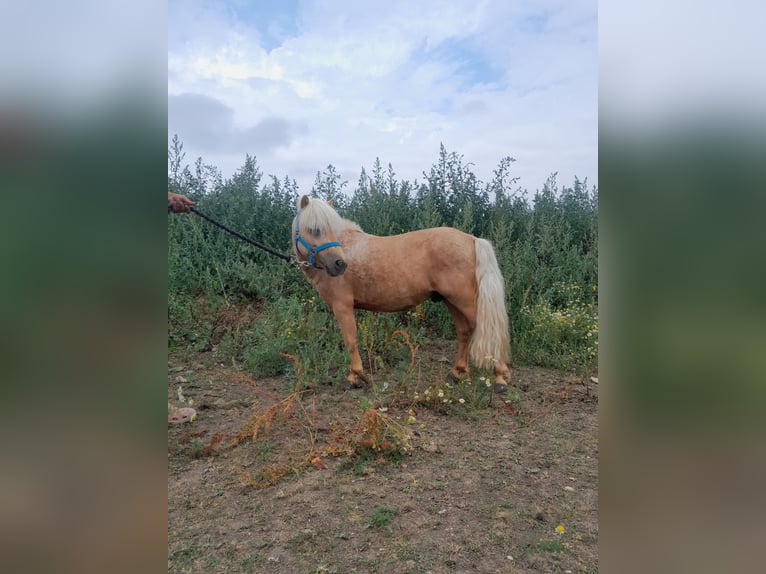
[[168, 352, 598, 573]]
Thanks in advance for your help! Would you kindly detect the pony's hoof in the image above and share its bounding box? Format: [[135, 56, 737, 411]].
[[493, 383, 508, 394], [342, 379, 365, 391]]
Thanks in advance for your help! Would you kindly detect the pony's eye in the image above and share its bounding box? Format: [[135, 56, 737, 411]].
[[308, 227, 321, 237]]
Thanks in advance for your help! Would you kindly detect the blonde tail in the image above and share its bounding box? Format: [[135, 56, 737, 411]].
[[469, 238, 510, 369]]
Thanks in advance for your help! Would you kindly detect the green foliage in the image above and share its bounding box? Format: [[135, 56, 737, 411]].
[[516, 282, 598, 374], [168, 138, 598, 377], [369, 505, 397, 529], [415, 374, 494, 413]]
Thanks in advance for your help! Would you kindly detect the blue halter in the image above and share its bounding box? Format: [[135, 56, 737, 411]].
[[294, 213, 341, 269]]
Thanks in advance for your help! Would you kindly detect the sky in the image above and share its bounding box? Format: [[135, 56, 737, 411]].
[[168, 0, 598, 195]]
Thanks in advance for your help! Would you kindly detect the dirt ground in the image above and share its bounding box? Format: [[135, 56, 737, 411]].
[[168, 352, 598, 573]]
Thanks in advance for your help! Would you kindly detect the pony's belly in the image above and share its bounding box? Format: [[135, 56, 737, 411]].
[[353, 292, 429, 313], [354, 301, 414, 312]]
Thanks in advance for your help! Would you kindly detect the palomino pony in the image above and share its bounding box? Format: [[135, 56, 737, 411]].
[[291, 195, 511, 392]]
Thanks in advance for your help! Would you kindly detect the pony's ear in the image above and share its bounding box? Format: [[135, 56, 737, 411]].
[[327, 198, 334, 207], [299, 195, 310, 209]]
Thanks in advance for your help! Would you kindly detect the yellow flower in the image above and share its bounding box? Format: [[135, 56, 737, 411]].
[[556, 524, 565, 534], [458, 398, 465, 404], [406, 416, 416, 423], [437, 390, 444, 398]]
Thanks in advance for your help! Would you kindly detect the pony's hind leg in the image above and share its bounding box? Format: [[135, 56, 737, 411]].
[[444, 301, 474, 381], [492, 361, 512, 393], [446, 293, 511, 393], [332, 303, 368, 388]]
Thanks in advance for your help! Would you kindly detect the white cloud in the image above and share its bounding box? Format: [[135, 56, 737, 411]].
[[600, 0, 766, 128], [168, 0, 597, 194], [2, 0, 164, 110]]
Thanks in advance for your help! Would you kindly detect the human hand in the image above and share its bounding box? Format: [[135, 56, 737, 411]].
[[168, 192, 195, 213]]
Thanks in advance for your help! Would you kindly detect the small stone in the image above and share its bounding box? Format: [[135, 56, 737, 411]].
[[422, 441, 440, 453], [564, 486, 575, 492]]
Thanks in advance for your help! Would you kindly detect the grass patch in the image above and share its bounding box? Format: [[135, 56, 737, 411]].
[[369, 505, 397, 529], [538, 538, 567, 553]]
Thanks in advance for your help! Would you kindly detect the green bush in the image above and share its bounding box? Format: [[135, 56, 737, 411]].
[[168, 139, 598, 377], [516, 282, 598, 374]]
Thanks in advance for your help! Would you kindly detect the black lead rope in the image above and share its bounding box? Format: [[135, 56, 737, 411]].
[[177, 206, 295, 264]]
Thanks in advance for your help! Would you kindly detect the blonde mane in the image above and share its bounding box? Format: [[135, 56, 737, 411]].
[[298, 197, 360, 234]]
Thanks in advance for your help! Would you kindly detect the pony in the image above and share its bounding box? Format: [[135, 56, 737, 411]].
[[291, 195, 512, 392]]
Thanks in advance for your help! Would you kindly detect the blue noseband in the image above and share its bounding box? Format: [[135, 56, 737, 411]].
[[294, 214, 341, 269]]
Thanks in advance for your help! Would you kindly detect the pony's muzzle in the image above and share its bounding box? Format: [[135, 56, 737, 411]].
[[314, 244, 346, 276], [327, 258, 347, 276]]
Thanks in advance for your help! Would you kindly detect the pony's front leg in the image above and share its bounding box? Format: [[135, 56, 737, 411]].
[[332, 304, 368, 388]]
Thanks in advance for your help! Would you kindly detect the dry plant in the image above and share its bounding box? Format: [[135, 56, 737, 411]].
[[325, 408, 413, 460]]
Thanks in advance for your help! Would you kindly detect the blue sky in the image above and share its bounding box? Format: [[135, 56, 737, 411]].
[[168, 0, 598, 194]]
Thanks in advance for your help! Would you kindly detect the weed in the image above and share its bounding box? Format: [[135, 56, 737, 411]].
[[538, 539, 567, 553], [353, 453, 373, 476], [189, 437, 207, 458], [413, 371, 494, 415], [168, 541, 205, 572], [516, 282, 598, 375], [369, 505, 397, 529], [326, 408, 413, 462], [238, 554, 264, 572]]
